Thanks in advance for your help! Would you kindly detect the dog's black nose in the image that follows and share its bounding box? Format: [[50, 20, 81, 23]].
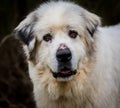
[[56, 44, 72, 63]]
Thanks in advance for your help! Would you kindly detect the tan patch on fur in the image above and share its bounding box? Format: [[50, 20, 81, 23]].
[[29, 38, 41, 64], [81, 34, 95, 56], [50, 25, 66, 33]]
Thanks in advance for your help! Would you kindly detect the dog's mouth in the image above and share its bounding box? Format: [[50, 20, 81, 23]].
[[52, 67, 77, 78]]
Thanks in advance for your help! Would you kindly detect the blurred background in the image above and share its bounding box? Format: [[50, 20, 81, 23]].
[[0, 0, 120, 108]]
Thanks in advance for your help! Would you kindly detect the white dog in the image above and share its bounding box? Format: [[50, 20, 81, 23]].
[[14, 1, 120, 108]]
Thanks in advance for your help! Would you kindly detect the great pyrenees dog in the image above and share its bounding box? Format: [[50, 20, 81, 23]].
[[14, 1, 120, 108]]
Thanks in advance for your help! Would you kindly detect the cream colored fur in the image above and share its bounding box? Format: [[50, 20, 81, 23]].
[[15, 1, 120, 108]]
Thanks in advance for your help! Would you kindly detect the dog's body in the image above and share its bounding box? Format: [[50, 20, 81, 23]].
[[15, 1, 120, 108]]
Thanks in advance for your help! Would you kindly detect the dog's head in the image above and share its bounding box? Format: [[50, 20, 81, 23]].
[[14, 1, 101, 81]]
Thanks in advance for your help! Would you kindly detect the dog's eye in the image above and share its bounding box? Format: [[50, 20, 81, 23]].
[[68, 30, 78, 39], [43, 33, 53, 42]]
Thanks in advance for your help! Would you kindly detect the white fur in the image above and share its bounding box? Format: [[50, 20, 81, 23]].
[[15, 1, 120, 108]]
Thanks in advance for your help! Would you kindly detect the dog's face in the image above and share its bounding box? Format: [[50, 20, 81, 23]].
[[15, 1, 101, 81]]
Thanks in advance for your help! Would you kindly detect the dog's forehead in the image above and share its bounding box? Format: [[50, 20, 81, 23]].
[[34, 2, 85, 31]]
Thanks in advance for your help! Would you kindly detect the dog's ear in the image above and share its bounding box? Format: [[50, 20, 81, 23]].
[[83, 10, 101, 37], [14, 12, 37, 45]]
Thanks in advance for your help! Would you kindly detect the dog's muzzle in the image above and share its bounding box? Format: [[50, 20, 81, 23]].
[[52, 44, 77, 78]]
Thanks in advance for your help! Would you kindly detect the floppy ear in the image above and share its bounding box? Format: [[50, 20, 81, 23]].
[[83, 10, 101, 37], [14, 12, 37, 45]]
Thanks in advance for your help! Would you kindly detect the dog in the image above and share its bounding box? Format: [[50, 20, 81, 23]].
[[14, 1, 120, 108]]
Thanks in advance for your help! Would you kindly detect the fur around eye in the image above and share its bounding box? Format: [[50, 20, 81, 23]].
[[68, 30, 78, 39], [43, 33, 53, 42]]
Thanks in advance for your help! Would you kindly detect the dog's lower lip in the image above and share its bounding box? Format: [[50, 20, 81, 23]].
[[59, 69, 71, 74], [52, 70, 77, 78]]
